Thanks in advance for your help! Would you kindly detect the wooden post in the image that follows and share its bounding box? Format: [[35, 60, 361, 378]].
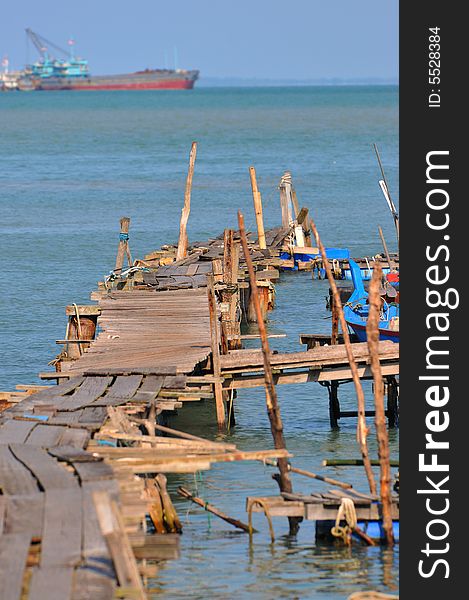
[[310, 218, 377, 497], [221, 229, 241, 352], [327, 382, 340, 428], [176, 141, 197, 261], [207, 274, 226, 430], [296, 203, 312, 246], [249, 166, 266, 250], [366, 263, 394, 545], [331, 295, 339, 346], [386, 376, 399, 427], [378, 226, 393, 270], [278, 172, 293, 230], [238, 210, 301, 535], [115, 217, 131, 272]]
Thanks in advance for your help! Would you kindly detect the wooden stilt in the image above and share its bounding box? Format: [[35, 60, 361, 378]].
[[238, 210, 301, 535], [310, 218, 377, 497], [278, 173, 293, 230], [367, 263, 394, 545], [249, 167, 266, 249], [331, 295, 339, 345], [115, 217, 131, 272], [207, 275, 226, 430], [386, 376, 399, 427], [327, 382, 340, 428], [176, 141, 197, 261], [221, 229, 241, 352]]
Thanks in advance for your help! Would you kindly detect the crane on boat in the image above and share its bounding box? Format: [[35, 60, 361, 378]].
[[25, 28, 74, 61]]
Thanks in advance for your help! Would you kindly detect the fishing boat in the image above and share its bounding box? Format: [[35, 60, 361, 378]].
[[343, 259, 399, 342]]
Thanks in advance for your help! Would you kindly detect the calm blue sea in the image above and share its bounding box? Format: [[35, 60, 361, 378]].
[[0, 86, 398, 599]]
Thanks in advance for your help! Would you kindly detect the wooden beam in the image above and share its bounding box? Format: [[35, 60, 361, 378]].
[[92, 491, 146, 599]]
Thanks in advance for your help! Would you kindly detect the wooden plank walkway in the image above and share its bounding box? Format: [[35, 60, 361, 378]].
[[66, 288, 212, 376], [220, 341, 399, 388], [0, 367, 289, 598]]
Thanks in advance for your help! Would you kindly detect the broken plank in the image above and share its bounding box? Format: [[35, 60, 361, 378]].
[[9, 444, 79, 490]]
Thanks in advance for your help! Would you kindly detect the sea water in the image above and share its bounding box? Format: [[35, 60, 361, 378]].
[[0, 86, 398, 599]]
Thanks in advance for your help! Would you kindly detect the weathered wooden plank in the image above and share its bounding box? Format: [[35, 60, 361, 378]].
[[29, 567, 74, 600], [0, 420, 37, 444], [0, 532, 31, 600], [71, 567, 115, 600], [40, 489, 82, 568], [0, 445, 39, 495], [9, 445, 78, 490], [81, 481, 118, 564], [78, 407, 108, 426], [92, 491, 146, 598], [58, 427, 90, 449], [48, 411, 83, 425], [0, 496, 5, 534], [26, 424, 67, 447], [56, 377, 113, 412], [132, 375, 164, 402], [3, 494, 44, 537], [72, 460, 114, 483]]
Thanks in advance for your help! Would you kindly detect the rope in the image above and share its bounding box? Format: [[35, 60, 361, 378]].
[[248, 499, 275, 543], [331, 497, 357, 545]]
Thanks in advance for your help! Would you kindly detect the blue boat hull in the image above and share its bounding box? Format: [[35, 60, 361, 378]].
[[343, 259, 399, 343]]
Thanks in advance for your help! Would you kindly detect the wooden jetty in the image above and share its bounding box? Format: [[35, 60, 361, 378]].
[[1, 157, 400, 596]]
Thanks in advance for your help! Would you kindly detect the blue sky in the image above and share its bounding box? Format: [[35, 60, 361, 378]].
[[2, 0, 398, 81]]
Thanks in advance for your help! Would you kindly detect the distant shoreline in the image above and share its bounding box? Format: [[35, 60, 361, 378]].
[[196, 77, 398, 88]]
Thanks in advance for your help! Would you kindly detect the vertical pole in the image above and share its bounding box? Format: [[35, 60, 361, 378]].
[[366, 263, 394, 545], [207, 274, 226, 430], [331, 295, 339, 345], [327, 382, 340, 428], [249, 166, 266, 250], [378, 225, 393, 270], [238, 210, 301, 535], [310, 218, 377, 497], [386, 376, 399, 428], [115, 217, 131, 272], [177, 141, 197, 261], [278, 172, 293, 230]]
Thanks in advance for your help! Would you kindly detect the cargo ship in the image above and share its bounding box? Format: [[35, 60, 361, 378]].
[[12, 29, 199, 91]]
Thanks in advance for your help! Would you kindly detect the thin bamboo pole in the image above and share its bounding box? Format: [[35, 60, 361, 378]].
[[176, 141, 197, 260], [309, 218, 377, 497], [366, 263, 395, 545], [378, 226, 393, 270], [238, 210, 301, 535], [249, 167, 266, 249]]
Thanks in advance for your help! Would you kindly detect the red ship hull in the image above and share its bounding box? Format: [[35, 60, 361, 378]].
[[70, 79, 195, 91], [26, 69, 199, 91]]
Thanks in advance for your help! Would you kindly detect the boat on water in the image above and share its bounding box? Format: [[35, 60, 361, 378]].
[[343, 258, 399, 343], [10, 29, 199, 91]]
